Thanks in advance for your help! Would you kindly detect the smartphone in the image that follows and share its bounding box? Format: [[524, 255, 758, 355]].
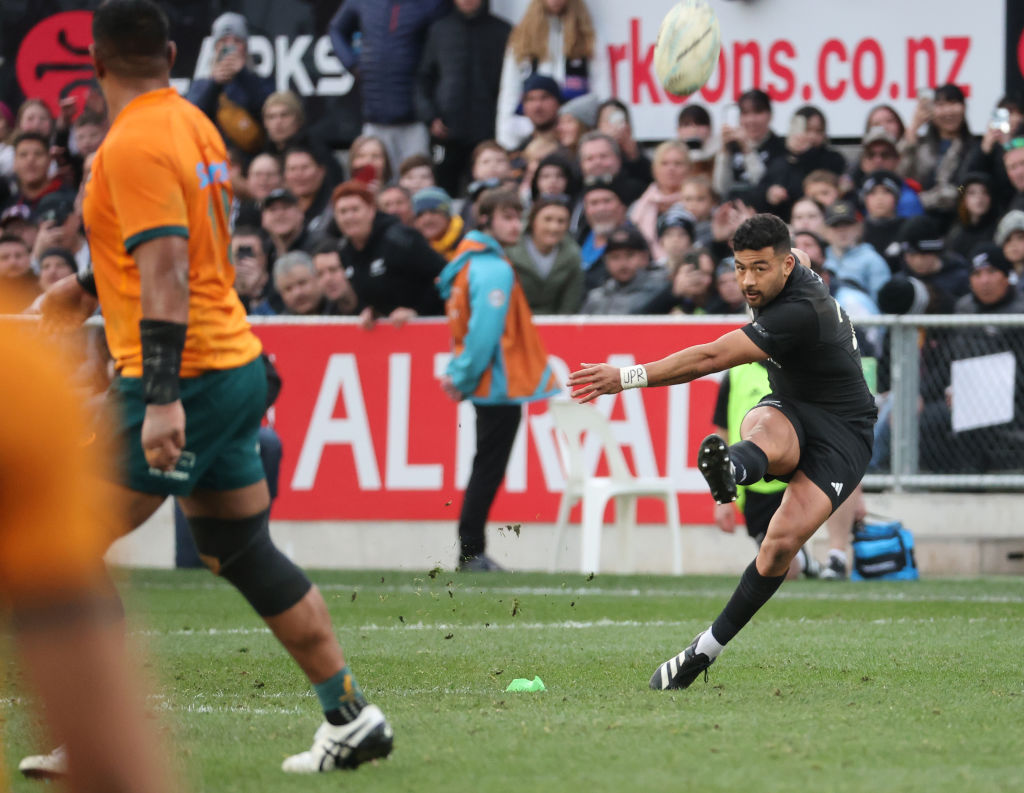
[[723, 103, 740, 128], [236, 244, 256, 259], [917, 87, 934, 105], [788, 114, 807, 137], [217, 43, 237, 62], [683, 137, 704, 150], [607, 109, 627, 132], [990, 107, 1011, 135]]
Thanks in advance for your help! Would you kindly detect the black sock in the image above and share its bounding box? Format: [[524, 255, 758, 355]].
[[730, 440, 769, 485], [710, 560, 787, 645]]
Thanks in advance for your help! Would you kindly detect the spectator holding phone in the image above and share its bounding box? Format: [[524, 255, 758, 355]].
[[899, 84, 977, 225], [30, 193, 88, 274], [712, 89, 786, 209], [597, 99, 652, 187], [676, 104, 718, 177], [187, 12, 272, 156], [231, 227, 276, 315]]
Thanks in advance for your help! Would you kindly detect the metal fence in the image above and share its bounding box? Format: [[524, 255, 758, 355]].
[[858, 314, 1024, 491]]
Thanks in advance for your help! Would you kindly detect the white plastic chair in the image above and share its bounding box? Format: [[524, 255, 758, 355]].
[[549, 400, 682, 575]]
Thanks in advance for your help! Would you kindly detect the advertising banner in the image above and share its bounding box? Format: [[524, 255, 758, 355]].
[[253, 318, 743, 525], [0, 1, 1008, 143]]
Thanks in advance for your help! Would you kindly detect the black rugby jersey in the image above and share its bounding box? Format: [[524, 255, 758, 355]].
[[741, 263, 876, 421]]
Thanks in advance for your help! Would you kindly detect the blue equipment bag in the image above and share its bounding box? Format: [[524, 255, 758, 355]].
[[851, 518, 919, 581]]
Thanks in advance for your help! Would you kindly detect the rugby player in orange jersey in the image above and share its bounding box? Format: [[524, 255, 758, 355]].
[[0, 313, 175, 793], [20, 0, 392, 777]]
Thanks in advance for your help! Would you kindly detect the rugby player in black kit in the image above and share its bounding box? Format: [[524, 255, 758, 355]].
[[568, 213, 876, 690]]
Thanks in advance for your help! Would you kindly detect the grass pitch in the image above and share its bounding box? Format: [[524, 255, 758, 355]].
[[4, 568, 1023, 792]]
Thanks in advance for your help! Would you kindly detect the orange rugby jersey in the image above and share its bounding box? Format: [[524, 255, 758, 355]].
[[0, 322, 112, 602], [83, 87, 261, 377]]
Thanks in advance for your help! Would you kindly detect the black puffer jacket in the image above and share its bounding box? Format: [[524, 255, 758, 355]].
[[341, 212, 446, 317], [414, 2, 510, 144], [329, 0, 448, 125]]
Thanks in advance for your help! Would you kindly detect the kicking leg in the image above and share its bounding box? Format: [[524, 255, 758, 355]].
[[652, 408, 810, 691]]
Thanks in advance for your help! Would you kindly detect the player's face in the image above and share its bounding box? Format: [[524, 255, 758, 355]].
[[277, 266, 323, 315], [0, 241, 31, 277], [334, 196, 375, 245], [733, 246, 794, 308]]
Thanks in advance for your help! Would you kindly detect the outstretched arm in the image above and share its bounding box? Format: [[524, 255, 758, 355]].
[[568, 329, 767, 403]]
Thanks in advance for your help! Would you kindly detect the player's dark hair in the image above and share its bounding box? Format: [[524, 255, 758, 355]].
[[732, 214, 791, 256], [13, 131, 49, 151], [92, 0, 171, 77]]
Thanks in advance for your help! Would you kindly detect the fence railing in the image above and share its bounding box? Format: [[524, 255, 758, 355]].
[[857, 314, 1024, 491]]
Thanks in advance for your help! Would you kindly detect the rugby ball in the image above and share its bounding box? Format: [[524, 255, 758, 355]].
[[653, 0, 722, 97]]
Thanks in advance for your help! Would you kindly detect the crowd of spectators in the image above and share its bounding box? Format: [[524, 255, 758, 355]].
[[3, 0, 1024, 472]]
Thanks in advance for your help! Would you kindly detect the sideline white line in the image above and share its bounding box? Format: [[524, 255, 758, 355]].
[[132, 580, 1024, 605], [133, 615, 1018, 638]]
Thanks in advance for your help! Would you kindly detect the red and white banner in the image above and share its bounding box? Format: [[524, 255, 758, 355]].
[[492, 0, 1005, 139], [253, 318, 743, 525]]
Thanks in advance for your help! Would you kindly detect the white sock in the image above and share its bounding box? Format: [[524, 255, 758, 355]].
[[695, 626, 725, 660], [829, 549, 848, 565]]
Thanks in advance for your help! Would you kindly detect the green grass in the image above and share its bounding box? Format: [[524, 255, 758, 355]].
[[4, 569, 1024, 792]]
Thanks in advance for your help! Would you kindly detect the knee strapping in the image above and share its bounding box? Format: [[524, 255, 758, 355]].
[[187, 509, 311, 617]]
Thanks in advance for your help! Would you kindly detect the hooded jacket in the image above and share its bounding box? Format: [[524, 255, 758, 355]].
[[437, 231, 559, 404]]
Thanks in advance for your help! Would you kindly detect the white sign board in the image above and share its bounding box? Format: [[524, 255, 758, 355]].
[[491, 0, 1006, 139], [950, 351, 1016, 433]]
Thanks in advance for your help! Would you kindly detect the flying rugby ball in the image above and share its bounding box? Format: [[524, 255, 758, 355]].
[[653, 0, 722, 97]]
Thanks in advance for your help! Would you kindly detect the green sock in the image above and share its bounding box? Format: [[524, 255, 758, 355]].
[[314, 665, 367, 725]]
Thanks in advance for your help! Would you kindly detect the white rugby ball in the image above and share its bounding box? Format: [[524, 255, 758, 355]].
[[653, 0, 722, 97]]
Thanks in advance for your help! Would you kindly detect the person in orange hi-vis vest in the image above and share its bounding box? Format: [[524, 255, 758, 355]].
[[437, 188, 560, 571]]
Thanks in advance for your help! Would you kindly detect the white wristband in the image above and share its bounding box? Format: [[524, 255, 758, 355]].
[[619, 364, 648, 390]]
